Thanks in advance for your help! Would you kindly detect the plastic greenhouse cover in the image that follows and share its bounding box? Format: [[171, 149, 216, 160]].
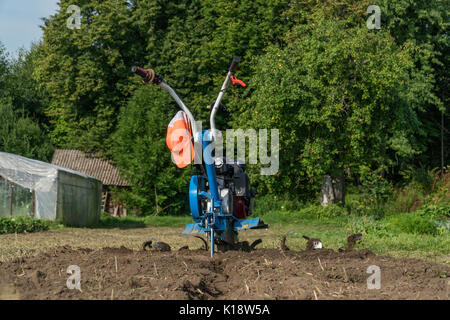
[[0, 151, 94, 220]]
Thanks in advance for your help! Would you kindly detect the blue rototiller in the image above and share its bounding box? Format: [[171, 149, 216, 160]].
[[132, 57, 267, 257]]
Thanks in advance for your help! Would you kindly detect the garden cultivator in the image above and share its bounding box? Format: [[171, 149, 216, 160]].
[[132, 57, 268, 257]]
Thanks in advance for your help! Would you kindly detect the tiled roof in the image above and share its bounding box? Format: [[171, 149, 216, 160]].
[[51, 149, 129, 186]]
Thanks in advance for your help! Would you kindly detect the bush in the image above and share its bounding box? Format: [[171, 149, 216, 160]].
[[345, 197, 387, 218], [385, 214, 440, 236], [0, 217, 50, 234], [346, 216, 392, 237], [387, 184, 424, 214], [346, 202, 450, 237], [343, 167, 393, 218], [382, 204, 449, 236], [302, 204, 348, 220], [359, 166, 393, 205], [400, 167, 438, 195], [414, 203, 450, 218], [0, 100, 54, 161], [389, 167, 450, 214], [253, 194, 303, 215], [257, 203, 348, 225], [424, 169, 450, 204]]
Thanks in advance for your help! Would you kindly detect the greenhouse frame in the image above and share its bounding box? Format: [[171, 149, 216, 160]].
[[0, 151, 102, 227]]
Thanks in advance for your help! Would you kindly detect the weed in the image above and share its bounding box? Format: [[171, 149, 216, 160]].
[[97, 213, 192, 229]]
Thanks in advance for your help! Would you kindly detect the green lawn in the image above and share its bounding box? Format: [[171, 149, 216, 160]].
[[1, 209, 447, 264], [262, 219, 449, 263], [95, 211, 450, 263], [96, 213, 193, 228]]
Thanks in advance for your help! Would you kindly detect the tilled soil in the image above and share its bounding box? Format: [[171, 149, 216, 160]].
[[0, 246, 448, 300]]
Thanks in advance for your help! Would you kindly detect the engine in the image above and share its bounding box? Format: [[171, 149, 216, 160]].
[[214, 157, 255, 219]]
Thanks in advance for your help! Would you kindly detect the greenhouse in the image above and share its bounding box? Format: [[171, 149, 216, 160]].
[[0, 151, 102, 227]]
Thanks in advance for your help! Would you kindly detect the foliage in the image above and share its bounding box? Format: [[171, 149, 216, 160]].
[[415, 202, 450, 219], [34, 0, 292, 154], [6, 45, 50, 122], [345, 210, 448, 237], [0, 217, 50, 234], [0, 43, 9, 97], [34, 0, 146, 152], [257, 203, 348, 225], [253, 194, 305, 214], [387, 184, 424, 214], [346, 215, 392, 237], [385, 213, 441, 236], [387, 167, 450, 214], [359, 166, 393, 205], [375, 0, 449, 170], [1, 0, 448, 214], [302, 204, 349, 220], [0, 42, 53, 161], [234, 11, 417, 197], [400, 166, 439, 195], [112, 86, 190, 215], [98, 212, 192, 228], [0, 99, 54, 161]]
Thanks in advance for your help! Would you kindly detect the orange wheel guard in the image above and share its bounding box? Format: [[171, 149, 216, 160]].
[[166, 111, 195, 168]]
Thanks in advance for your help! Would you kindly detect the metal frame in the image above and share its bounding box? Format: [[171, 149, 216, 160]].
[[151, 59, 266, 258]]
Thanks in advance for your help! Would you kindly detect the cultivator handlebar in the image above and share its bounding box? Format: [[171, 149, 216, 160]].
[[131, 66, 153, 82], [229, 56, 241, 73], [132, 65, 199, 140], [131, 66, 163, 85]]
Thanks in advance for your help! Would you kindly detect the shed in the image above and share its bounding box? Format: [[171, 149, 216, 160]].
[[51, 149, 129, 216], [0, 151, 102, 226]]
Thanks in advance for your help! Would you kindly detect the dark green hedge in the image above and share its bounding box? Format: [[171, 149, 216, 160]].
[[0, 217, 50, 234]]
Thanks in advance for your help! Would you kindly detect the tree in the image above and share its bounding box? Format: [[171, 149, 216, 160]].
[[131, 0, 293, 131], [0, 43, 10, 98], [32, 0, 446, 211], [0, 42, 53, 161], [33, 0, 296, 213], [35, 0, 146, 152], [375, 0, 449, 173], [35, 0, 294, 154], [112, 86, 190, 215], [0, 99, 53, 161], [7, 44, 50, 123], [234, 14, 418, 203]]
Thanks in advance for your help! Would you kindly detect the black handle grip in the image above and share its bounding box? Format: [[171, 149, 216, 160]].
[[229, 56, 241, 73]]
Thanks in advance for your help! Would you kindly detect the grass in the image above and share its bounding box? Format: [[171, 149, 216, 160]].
[[252, 199, 449, 264], [0, 214, 193, 234], [96, 213, 192, 229], [254, 214, 449, 263], [1, 210, 447, 264], [0, 225, 190, 262], [1, 181, 448, 264], [2, 168, 448, 266]]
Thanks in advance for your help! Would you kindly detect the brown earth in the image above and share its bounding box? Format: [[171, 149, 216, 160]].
[[0, 246, 448, 300]]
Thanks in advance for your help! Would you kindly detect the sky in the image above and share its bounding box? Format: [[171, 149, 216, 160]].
[[0, 0, 59, 57]]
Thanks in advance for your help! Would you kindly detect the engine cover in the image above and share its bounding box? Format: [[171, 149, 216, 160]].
[[214, 157, 255, 219], [220, 188, 233, 214]]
